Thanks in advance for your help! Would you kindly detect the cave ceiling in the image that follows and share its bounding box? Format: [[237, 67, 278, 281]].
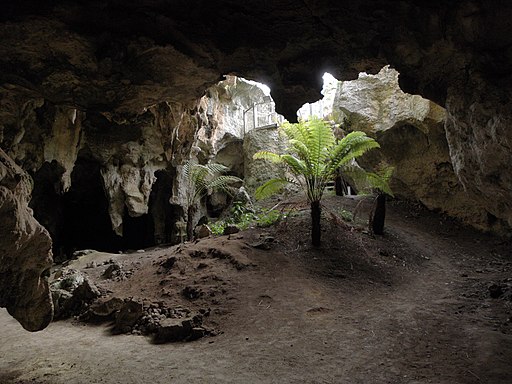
[[0, 0, 510, 121]]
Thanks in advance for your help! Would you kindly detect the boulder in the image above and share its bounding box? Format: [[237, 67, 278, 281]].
[[50, 269, 101, 319], [113, 300, 143, 334], [243, 125, 287, 194], [223, 225, 240, 235], [153, 316, 205, 343], [88, 297, 125, 318]]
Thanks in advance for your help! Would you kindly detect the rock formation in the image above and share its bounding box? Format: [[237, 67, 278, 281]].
[[332, 67, 497, 231], [1, 0, 512, 329], [0, 148, 53, 331]]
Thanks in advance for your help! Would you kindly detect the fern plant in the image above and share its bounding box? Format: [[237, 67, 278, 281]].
[[366, 164, 394, 235], [183, 160, 242, 240], [253, 117, 380, 246]]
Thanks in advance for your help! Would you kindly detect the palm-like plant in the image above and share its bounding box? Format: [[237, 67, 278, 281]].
[[183, 160, 242, 240], [253, 117, 380, 246], [365, 165, 394, 235]]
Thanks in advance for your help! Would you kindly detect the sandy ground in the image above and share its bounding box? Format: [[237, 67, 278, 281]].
[[1, 196, 511, 384]]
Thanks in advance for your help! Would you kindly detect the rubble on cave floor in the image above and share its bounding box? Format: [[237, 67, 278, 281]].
[[48, 233, 260, 343]]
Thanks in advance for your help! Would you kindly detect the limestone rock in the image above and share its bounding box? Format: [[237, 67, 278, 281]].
[[445, 79, 512, 231], [333, 67, 491, 231], [0, 148, 53, 331], [88, 297, 124, 318], [243, 125, 286, 193], [50, 269, 101, 319], [153, 316, 204, 343]]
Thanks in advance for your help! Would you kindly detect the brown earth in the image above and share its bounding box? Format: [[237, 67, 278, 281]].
[[1, 195, 511, 384]]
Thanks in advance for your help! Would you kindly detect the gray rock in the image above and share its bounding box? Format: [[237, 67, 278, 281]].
[[103, 262, 122, 279], [113, 300, 143, 334], [153, 317, 205, 343], [250, 236, 275, 250], [88, 297, 125, 318]]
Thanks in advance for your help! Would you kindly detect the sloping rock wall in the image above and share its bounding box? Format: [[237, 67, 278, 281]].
[[0, 148, 53, 331]]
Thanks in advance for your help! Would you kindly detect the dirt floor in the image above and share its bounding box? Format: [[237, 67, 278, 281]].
[[1, 195, 511, 384]]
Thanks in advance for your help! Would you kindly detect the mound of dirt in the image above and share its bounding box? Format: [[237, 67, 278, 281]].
[[49, 233, 267, 343]]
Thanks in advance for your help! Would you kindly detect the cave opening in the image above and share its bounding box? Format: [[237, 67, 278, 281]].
[[30, 160, 67, 262], [61, 156, 122, 256], [148, 169, 175, 245], [122, 207, 153, 250]]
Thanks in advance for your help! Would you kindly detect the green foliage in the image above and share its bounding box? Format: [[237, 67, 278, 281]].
[[254, 178, 294, 200], [209, 208, 282, 236], [209, 222, 226, 235], [366, 165, 394, 196], [253, 117, 380, 203], [339, 208, 353, 222], [345, 162, 394, 196], [255, 209, 282, 227], [183, 160, 242, 207]]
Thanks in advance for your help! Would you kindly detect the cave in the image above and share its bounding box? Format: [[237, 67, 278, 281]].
[[1, 1, 512, 383], [61, 156, 122, 255], [147, 170, 174, 245]]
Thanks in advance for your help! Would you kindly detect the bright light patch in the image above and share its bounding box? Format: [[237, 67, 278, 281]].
[[240, 77, 271, 96], [297, 72, 340, 120]]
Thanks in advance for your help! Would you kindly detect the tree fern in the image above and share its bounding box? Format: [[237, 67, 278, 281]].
[[184, 160, 243, 240], [252, 117, 380, 246]]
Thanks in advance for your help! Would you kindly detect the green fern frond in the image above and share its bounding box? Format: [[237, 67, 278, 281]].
[[281, 154, 308, 176], [367, 165, 394, 196], [184, 160, 243, 204], [205, 162, 230, 174], [288, 139, 310, 160], [305, 118, 335, 175], [254, 178, 291, 200], [208, 175, 243, 194], [253, 151, 283, 163], [328, 132, 380, 172]]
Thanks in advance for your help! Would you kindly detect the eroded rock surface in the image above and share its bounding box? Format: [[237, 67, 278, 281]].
[[333, 67, 495, 231], [0, 148, 53, 331]]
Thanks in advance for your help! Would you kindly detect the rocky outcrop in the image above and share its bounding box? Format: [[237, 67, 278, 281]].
[[332, 67, 495, 231], [2, 100, 201, 257], [0, 148, 53, 331], [195, 76, 278, 171], [333, 67, 444, 133], [445, 79, 512, 229], [243, 126, 287, 194]]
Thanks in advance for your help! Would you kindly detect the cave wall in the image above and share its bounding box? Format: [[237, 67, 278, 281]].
[[332, 67, 500, 231], [1, 0, 512, 330], [1, 96, 203, 258], [0, 148, 53, 331]]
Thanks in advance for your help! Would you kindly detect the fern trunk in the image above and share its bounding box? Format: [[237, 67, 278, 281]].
[[311, 200, 321, 246], [186, 205, 197, 241], [371, 194, 386, 235], [334, 175, 344, 196]]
